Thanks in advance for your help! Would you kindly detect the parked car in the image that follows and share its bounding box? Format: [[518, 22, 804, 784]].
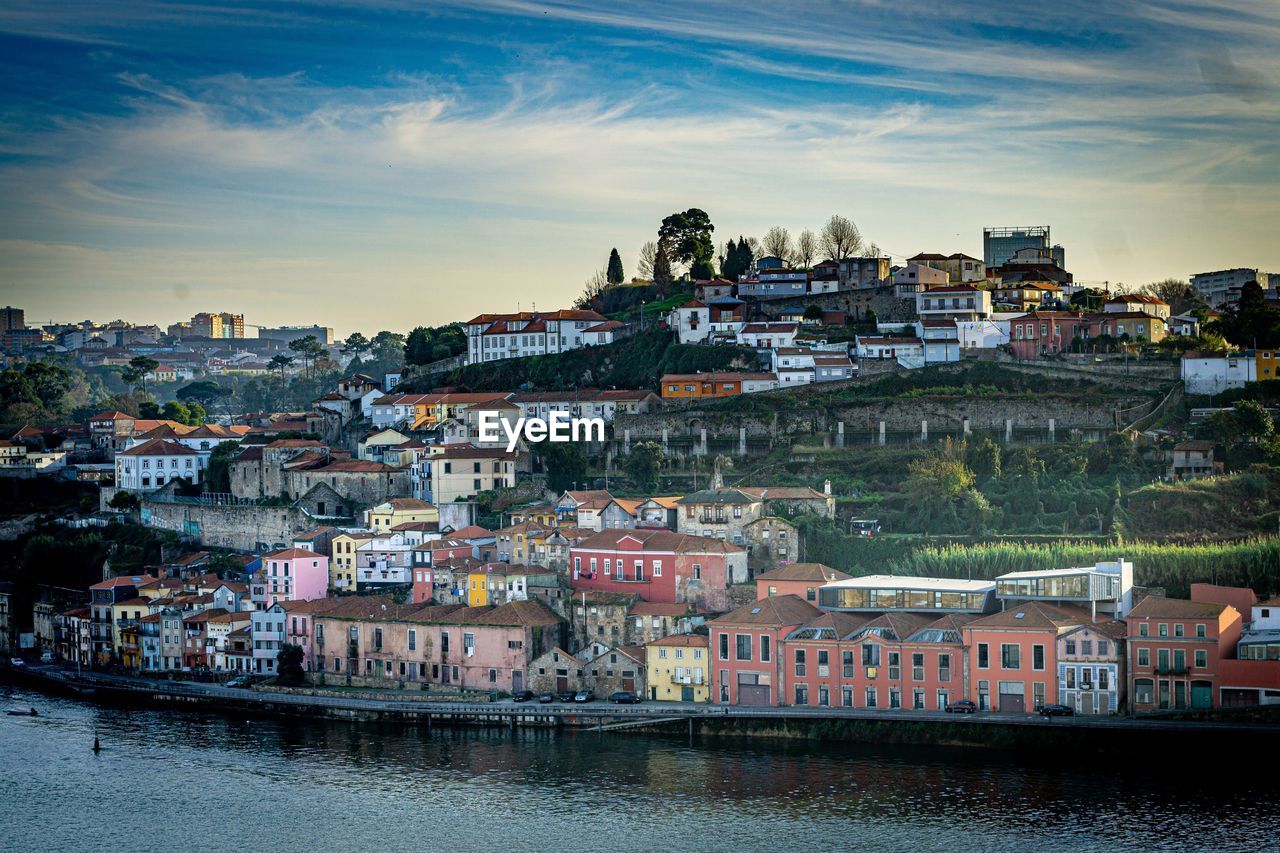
[[8, 658, 25, 668], [537, 692, 555, 704], [1039, 703, 1074, 717], [557, 690, 577, 703], [608, 691, 642, 705], [512, 690, 535, 703], [573, 690, 593, 703], [40, 651, 55, 664], [225, 676, 251, 689], [945, 700, 977, 714]]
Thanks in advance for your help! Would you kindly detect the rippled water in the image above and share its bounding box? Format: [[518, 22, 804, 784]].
[[1, 685, 1274, 852]]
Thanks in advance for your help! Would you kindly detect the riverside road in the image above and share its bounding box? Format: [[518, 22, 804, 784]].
[[8, 664, 1280, 734]]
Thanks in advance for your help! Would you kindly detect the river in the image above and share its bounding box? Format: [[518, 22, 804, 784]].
[[1, 685, 1274, 852]]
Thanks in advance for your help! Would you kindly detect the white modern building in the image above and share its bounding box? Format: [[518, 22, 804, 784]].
[[1181, 353, 1257, 395]]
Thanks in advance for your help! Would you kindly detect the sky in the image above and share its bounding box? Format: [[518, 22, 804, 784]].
[[1, 1, 1278, 337]]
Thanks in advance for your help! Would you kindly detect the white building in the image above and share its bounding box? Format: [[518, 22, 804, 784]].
[[916, 285, 991, 322], [855, 336, 924, 361], [1181, 352, 1256, 395], [250, 604, 286, 675], [114, 439, 201, 492], [671, 300, 711, 344], [957, 318, 1010, 351], [919, 320, 961, 363], [813, 354, 855, 381], [738, 322, 798, 349], [465, 309, 609, 364], [1190, 268, 1274, 308]]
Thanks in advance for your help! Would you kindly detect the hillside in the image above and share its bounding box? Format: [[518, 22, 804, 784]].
[[401, 329, 757, 393]]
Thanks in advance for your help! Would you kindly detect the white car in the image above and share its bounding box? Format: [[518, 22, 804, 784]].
[[8, 658, 25, 667]]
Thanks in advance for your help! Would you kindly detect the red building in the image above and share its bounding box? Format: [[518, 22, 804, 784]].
[[963, 602, 1091, 712], [411, 538, 479, 604], [710, 595, 819, 706], [1126, 596, 1242, 712], [1007, 310, 1087, 359], [755, 562, 851, 603], [571, 529, 747, 611]]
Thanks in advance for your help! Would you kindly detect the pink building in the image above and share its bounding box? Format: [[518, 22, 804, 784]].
[[963, 602, 1091, 712], [411, 538, 480, 604], [709, 595, 819, 706], [259, 548, 330, 608], [571, 529, 747, 611]]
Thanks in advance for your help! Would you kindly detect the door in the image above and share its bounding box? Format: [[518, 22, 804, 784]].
[[622, 674, 635, 692], [998, 683, 1025, 713], [512, 670, 523, 692], [1081, 692, 1094, 715], [681, 686, 694, 702], [1191, 681, 1213, 710], [556, 672, 568, 692]]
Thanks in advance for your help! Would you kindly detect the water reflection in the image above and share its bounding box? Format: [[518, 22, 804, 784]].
[[1, 686, 1274, 852]]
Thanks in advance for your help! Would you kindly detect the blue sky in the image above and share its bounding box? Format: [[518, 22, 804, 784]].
[[1, 0, 1278, 335]]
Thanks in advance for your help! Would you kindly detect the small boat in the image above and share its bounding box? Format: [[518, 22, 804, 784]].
[[7, 707, 38, 717]]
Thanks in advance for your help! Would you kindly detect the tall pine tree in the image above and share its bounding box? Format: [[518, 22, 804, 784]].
[[606, 248, 624, 284], [653, 235, 674, 292]]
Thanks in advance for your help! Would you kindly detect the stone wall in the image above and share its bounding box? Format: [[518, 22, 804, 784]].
[[140, 498, 326, 552], [748, 285, 911, 323]]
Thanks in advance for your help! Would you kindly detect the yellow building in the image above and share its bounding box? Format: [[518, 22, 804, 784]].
[[364, 498, 438, 531], [330, 532, 375, 591], [110, 596, 154, 657], [645, 634, 710, 703], [1258, 349, 1280, 382]]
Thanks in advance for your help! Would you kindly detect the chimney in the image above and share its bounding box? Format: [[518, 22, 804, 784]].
[[823, 479, 832, 496]]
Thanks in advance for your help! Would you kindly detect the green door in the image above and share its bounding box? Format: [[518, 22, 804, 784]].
[[1191, 682, 1212, 710], [681, 686, 694, 702]]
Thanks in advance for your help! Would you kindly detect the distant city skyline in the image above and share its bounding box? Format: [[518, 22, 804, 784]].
[[2, 1, 1279, 337]]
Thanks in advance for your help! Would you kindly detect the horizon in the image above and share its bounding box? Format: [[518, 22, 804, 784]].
[[2, 1, 1279, 337]]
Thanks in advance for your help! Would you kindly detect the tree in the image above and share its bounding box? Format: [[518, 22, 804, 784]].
[[624, 441, 665, 493], [176, 380, 229, 409], [577, 268, 609, 308], [658, 208, 715, 279], [121, 355, 159, 395], [1069, 287, 1108, 312], [107, 490, 139, 512], [819, 214, 866, 260], [268, 354, 294, 382], [1220, 280, 1280, 348], [1235, 399, 1275, 444], [607, 248, 625, 284], [796, 229, 818, 269], [719, 236, 754, 281], [289, 335, 327, 378], [369, 331, 407, 366], [341, 332, 371, 357], [204, 441, 240, 493], [965, 435, 1002, 485], [404, 327, 434, 366], [538, 442, 588, 495], [761, 226, 794, 263], [1141, 278, 1197, 314], [276, 643, 305, 686], [161, 400, 192, 425], [652, 235, 674, 291], [637, 241, 658, 280], [803, 304, 824, 321]]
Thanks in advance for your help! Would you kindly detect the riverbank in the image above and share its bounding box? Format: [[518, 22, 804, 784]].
[[7, 664, 1280, 755]]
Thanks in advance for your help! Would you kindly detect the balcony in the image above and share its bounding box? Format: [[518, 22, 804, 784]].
[[1155, 665, 1189, 676], [697, 515, 731, 525]]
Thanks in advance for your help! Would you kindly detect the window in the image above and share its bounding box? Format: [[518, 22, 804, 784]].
[[1174, 624, 1184, 638], [912, 653, 924, 681], [735, 634, 752, 661], [761, 635, 771, 662], [652, 560, 662, 578], [441, 632, 449, 653], [1065, 640, 1076, 655], [977, 643, 989, 669], [794, 649, 806, 677], [1001, 644, 1020, 669], [1032, 644, 1045, 671], [1134, 678, 1154, 705], [1195, 649, 1207, 668], [1158, 623, 1168, 637], [842, 650, 854, 678], [408, 629, 416, 652], [1098, 641, 1109, 657], [692, 564, 702, 580], [1138, 623, 1149, 637], [1195, 623, 1206, 638], [1137, 648, 1150, 666], [719, 633, 729, 660]]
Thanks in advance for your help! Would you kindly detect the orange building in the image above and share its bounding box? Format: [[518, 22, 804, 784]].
[[660, 372, 777, 400], [756, 563, 851, 603], [1126, 596, 1242, 712]]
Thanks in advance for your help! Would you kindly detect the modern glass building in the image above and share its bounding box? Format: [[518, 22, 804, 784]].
[[994, 560, 1134, 617], [818, 575, 996, 614], [983, 225, 1051, 268]]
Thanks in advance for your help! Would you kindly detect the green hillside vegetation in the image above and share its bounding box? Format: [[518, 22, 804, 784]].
[[405, 329, 756, 392], [1119, 468, 1280, 540]]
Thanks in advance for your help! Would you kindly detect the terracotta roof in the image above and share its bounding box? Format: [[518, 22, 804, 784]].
[[711, 594, 820, 627], [449, 525, 495, 539], [90, 575, 156, 590], [1127, 597, 1231, 619], [262, 548, 325, 560], [118, 438, 197, 457], [755, 562, 851, 583], [966, 601, 1093, 630], [647, 633, 709, 648], [575, 528, 746, 555], [379, 498, 435, 511]]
